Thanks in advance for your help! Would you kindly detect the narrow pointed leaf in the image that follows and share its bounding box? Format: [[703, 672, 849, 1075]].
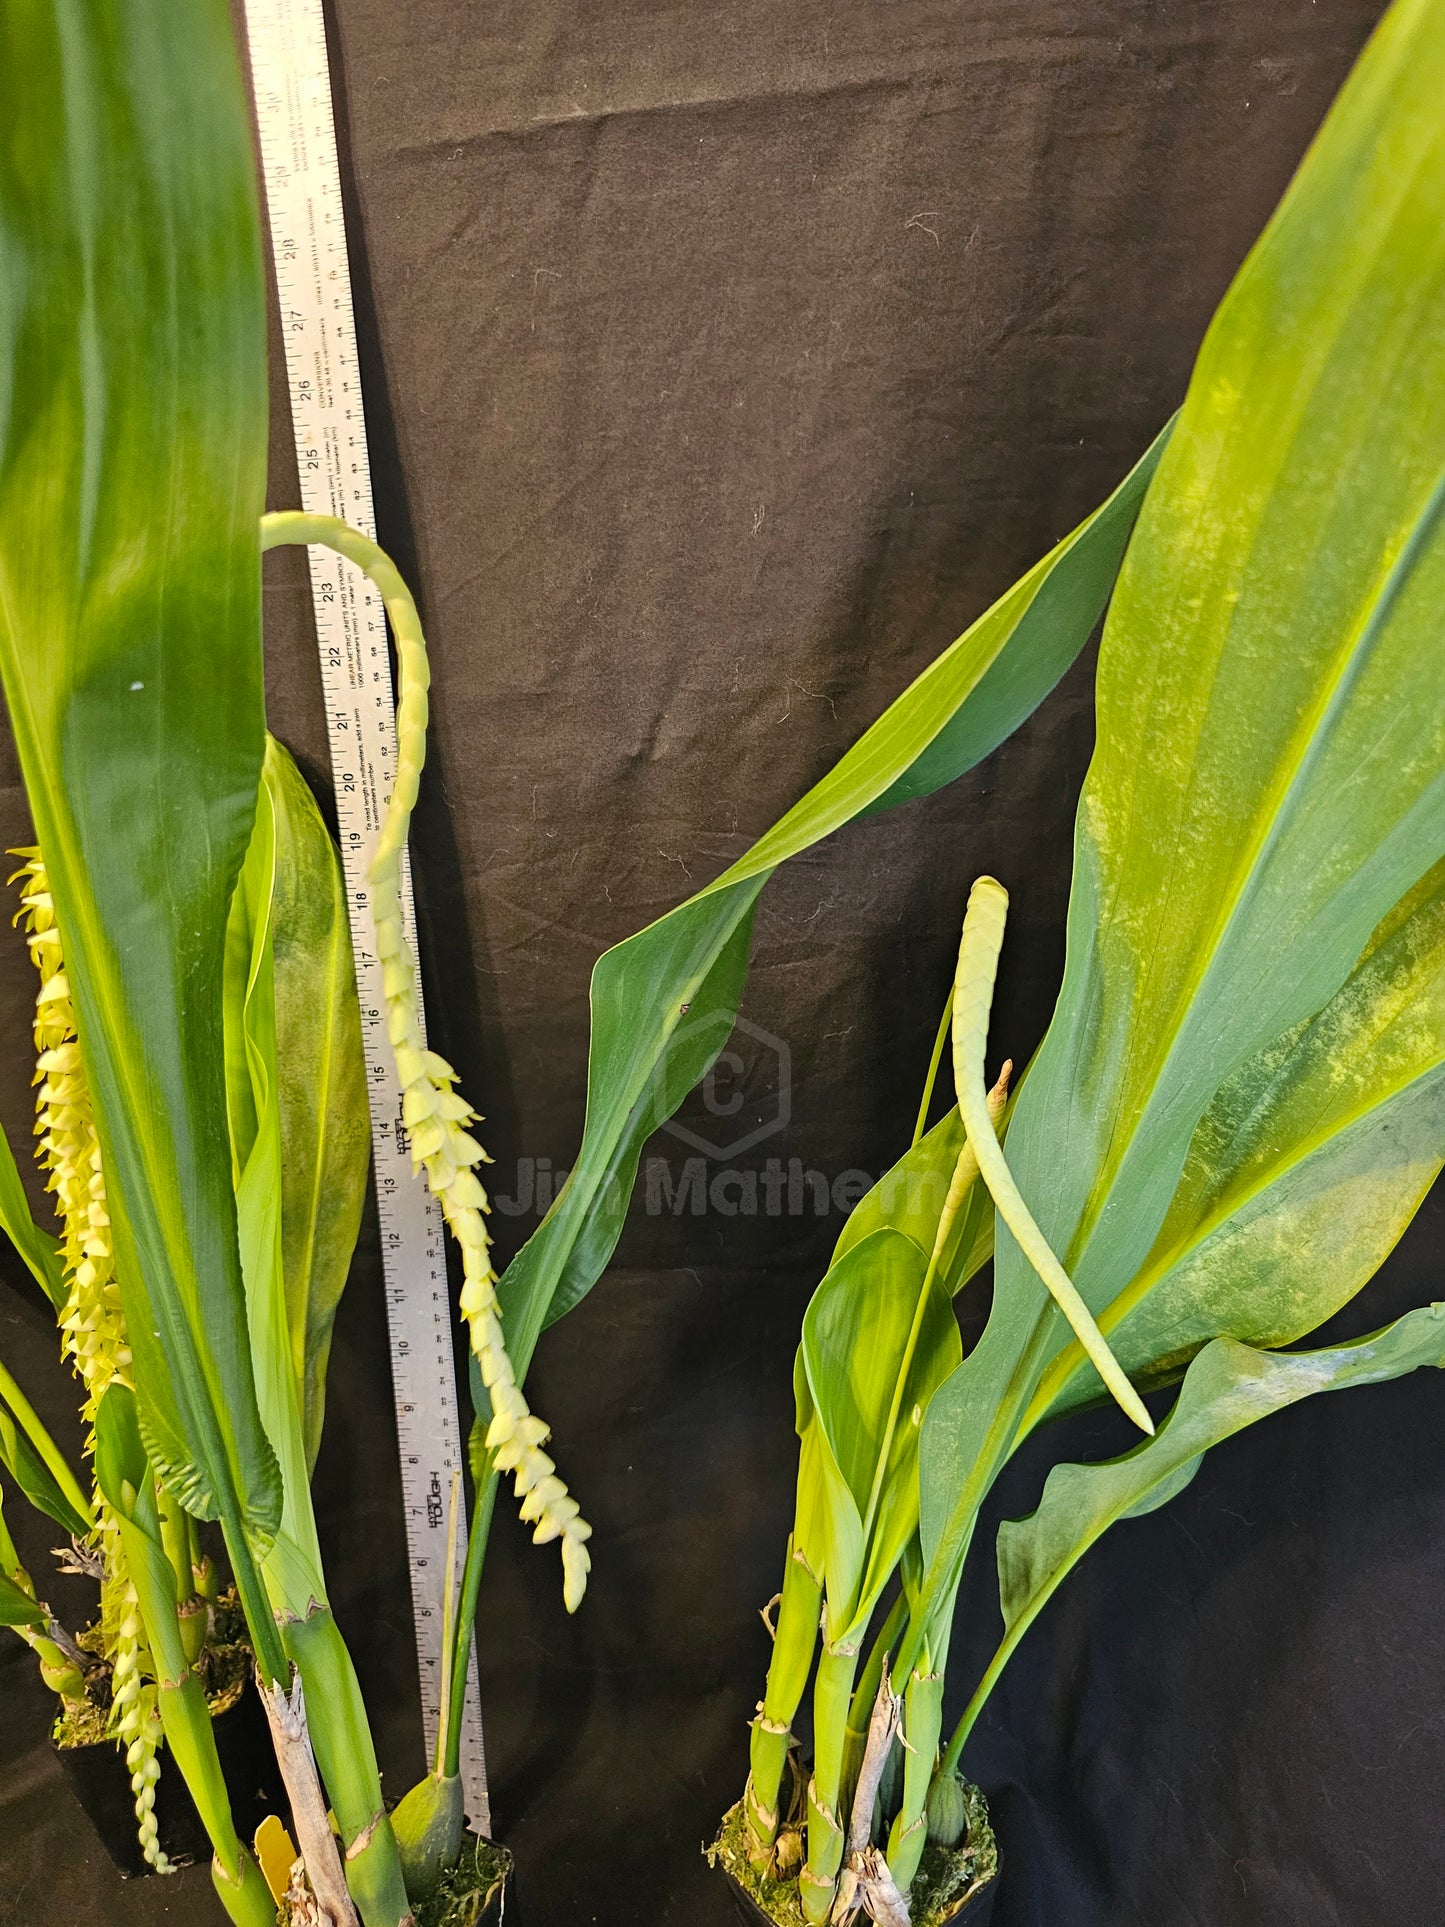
[[222, 750, 329, 1610], [266, 740, 369, 1472], [920, 0, 1445, 1596], [498, 425, 1171, 1368], [0, 0, 277, 1536], [0, 1570, 44, 1628], [833, 1111, 989, 1297], [975, 1306, 1445, 1738], [0, 1399, 89, 1540], [801, 1228, 962, 1637]]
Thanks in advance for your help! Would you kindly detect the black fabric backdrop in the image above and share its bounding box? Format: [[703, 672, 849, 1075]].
[[4, 2, 1441, 1923]]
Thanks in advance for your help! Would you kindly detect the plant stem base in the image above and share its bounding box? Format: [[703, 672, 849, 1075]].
[[708, 1788, 997, 1926], [411, 1836, 514, 1927]]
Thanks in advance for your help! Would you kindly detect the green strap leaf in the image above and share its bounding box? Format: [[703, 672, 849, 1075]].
[[222, 743, 331, 1612], [216, 688, 368, 1481], [0, 1569, 44, 1628], [94, 1385, 189, 1686], [919, 0, 1445, 1607], [265, 739, 369, 1473], [0, 1, 278, 1538], [497, 422, 1171, 1368], [800, 1228, 961, 1642], [0, 1118, 63, 1308], [1031, 853, 1445, 1425], [0, 1355, 92, 1536], [1009, 0, 1445, 1341], [957, 1304, 1445, 1747], [0, 1395, 90, 1540]]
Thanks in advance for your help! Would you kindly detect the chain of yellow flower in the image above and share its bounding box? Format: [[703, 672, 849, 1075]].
[[111, 1581, 170, 1875], [260, 512, 591, 1612], [13, 854, 169, 1871], [13, 855, 132, 1417]]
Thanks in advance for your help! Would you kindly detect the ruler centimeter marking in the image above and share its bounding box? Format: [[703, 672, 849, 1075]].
[[243, 0, 489, 1828]]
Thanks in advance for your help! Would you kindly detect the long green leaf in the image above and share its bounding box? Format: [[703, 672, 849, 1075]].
[[1030, 854, 1445, 1424], [919, 0, 1445, 1610], [0, 1, 276, 1538], [0, 1397, 90, 1540], [266, 739, 369, 1471], [497, 423, 1171, 1369], [0, 1355, 93, 1535], [954, 1304, 1445, 1748], [833, 1111, 987, 1295], [0, 1568, 44, 1628], [222, 747, 328, 1612], [799, 1227, 961, 1642]]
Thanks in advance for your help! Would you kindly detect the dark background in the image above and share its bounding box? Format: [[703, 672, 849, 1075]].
[[4, 2, 1441, 1923]]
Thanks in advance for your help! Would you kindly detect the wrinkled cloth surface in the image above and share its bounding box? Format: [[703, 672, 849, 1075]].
[[5, 3, 1439, 1924]]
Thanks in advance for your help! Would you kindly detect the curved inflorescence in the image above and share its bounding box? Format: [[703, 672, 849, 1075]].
[[260, 512, 591, 1613]]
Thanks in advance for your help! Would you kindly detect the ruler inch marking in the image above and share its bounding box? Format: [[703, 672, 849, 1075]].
[[243, 0, 489, 1831]]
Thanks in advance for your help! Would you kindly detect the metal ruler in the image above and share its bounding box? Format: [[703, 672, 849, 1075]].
[[243, 0, 489, 1829]]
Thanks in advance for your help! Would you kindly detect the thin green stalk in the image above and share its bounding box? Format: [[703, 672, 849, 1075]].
[[442, 1469, 498, 1782], [0, 1359, 93, 1530], [283, 1603, 413, 1926], [434, 1471, 463, 1778], [156, 1481, 192, 1601], [911, 989, 954, 1147], [158, 1670, 275, 1927], [886, 1649, 948, 1894], [802, 1643, 860, 1923], [223, 1520, 288, 1686], [745, 1533, 822, 1865], [940, 1588, 1026, 1775]]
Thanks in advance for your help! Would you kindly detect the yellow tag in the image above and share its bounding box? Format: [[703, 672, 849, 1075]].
[[254, 1813, 298, 1904]]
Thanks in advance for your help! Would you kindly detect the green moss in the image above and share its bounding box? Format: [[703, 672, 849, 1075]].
[[709, 1803, 809, 1927], [277, 1840, 512, 1927], [706, 1802, 807, 1924], [913, 1779, 999, 1927], [412, 1836, 513, 1927], [52, 1588, 251, 1750], [707, 1780, 998, 1926], [52, 1690, 112, 1748]]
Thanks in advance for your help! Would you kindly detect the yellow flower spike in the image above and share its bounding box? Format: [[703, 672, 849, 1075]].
[[259, 513, 592, 1614], [14, 852, 132, 1421], [13, 853, 166, 1868], [111, 1583, 171, 1875]]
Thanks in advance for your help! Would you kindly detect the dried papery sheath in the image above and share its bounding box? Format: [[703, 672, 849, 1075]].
[[260, 514, 592, 1612]]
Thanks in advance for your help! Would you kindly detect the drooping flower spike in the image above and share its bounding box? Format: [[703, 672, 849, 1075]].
[[12, 853, 168, 1870], [951, 875, 1153, 1436], [260, 513, 592, 1613]]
